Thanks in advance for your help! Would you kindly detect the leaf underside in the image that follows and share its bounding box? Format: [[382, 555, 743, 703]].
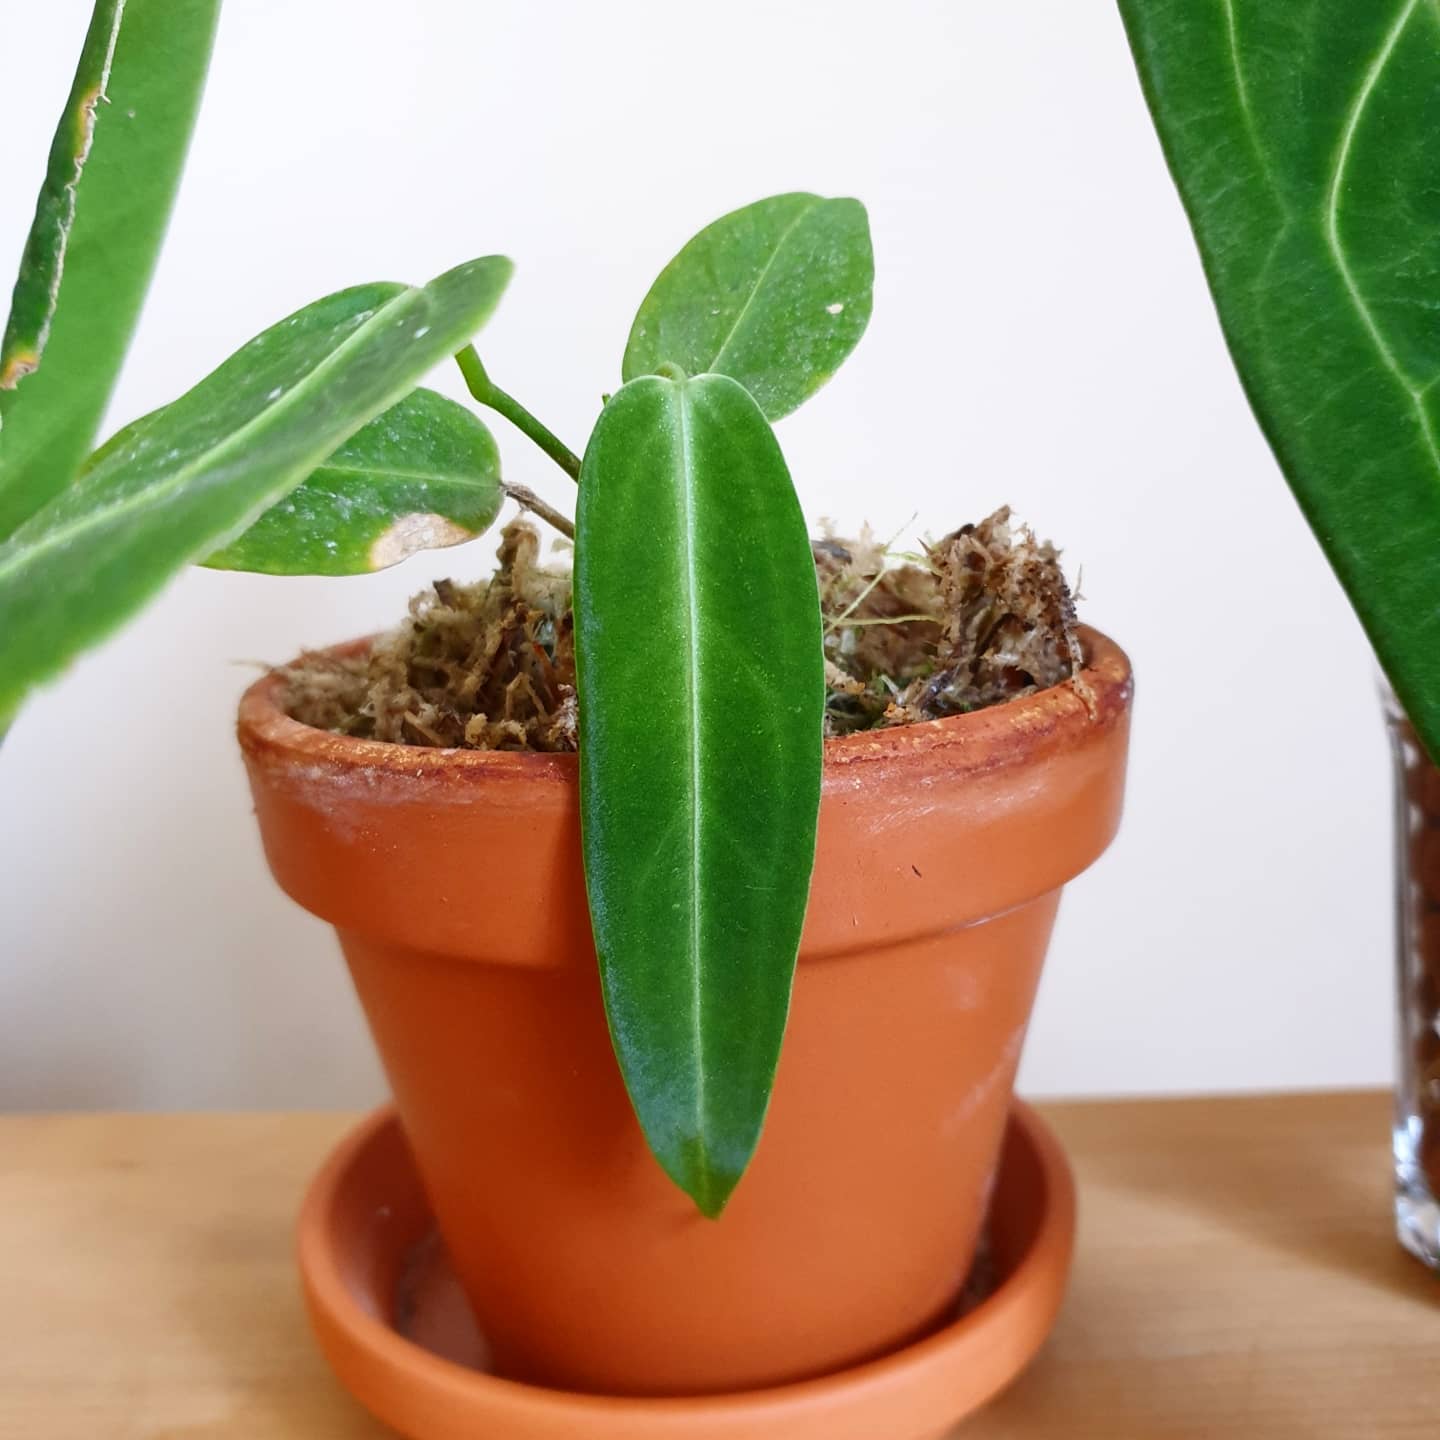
[[0, 0, 221, 540], [204, 387, 504, 575], [574, 372, 824, 1216], [1119, 0, 1440, 760], [622, 192, 873, 422], [0, 257, 512, 724]]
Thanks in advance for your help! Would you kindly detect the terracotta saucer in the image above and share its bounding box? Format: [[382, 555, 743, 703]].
[[298, 1103, 1074, 1440]]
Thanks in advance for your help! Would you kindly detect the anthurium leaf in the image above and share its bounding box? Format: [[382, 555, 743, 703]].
[[203, 388, 503, 575], [622, 193, 873, 422], [0, 257, 512, 725], [0, 0, 220, 539], [574, 371, 824, 1216], [1118, 0, 1440, 760]]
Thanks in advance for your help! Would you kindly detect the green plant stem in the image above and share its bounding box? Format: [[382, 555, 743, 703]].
[[456, 346, 581, 482]]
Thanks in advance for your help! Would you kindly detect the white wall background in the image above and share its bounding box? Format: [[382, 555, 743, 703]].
[[0, 1, 1391, 1110]]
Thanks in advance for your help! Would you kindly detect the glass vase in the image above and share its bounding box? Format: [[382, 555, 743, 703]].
[[1385, 691, 1440, 1269]]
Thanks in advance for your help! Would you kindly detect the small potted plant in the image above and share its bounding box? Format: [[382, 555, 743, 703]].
[[233, 192, 1135, 1402], [3, 4, 1132, 1427]]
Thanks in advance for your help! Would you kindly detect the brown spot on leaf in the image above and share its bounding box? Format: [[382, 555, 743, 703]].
[[0, 351, 38, 390], [368, 513, 474, 571]]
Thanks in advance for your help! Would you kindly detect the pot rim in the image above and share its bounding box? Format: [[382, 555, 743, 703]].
[[238, 624, 1131, 790]]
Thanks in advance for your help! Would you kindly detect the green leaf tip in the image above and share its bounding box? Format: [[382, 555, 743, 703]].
[[674, 1133, 744, 1220], [575, 370, 823, 1216], [623, 192, 874, 421]]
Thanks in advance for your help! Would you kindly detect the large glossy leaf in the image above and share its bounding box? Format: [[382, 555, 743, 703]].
[[204, 388, 503, 575], [574, 372, 824, 1216], [622, 193, 873, 421], [1119, 0, 1440, 760], [0, 257, 512, 724], [0, 0, 220, 539]]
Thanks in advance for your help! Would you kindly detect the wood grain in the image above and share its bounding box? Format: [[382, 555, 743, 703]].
[[0, 1094, 1435, 1438], [972, 1092, 1439, 1438]]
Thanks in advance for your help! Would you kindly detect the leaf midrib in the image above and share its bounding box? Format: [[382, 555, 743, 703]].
[[708, 201, 817, 375], [314, 460, 494, 487], [0, 286, 419, 583], [674, 383, 708, 1158]]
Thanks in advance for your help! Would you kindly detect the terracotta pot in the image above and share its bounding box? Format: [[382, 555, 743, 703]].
[[238, 626, 1132, 1397]]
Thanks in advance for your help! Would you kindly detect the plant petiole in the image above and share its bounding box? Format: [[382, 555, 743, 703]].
[[456, 346, 581, 482]]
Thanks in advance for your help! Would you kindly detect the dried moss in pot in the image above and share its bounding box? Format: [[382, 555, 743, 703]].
[[284, 506, 1083, 750], [283, 522, 575, 751], [819, 507, 1084, 734]]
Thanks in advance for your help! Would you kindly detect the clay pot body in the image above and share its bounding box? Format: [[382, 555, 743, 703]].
[[239, 628, 1131, 1397]]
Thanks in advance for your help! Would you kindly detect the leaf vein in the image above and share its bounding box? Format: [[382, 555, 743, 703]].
[[314, 461, 492, 486], [1322, 0, 1439, 454], [1221, 0, 1290, 218], [708, 203, 816, 375]]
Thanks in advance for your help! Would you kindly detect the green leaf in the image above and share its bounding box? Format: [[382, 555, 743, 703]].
[[0, 257, 513, 725], [1118, 0, 1440, 760], [0, 0, 220, 539], [622, 193, 873, 421], [203, 388, 503, 575], [0, 0, 123, 392], [574, 371, 824, 1216]]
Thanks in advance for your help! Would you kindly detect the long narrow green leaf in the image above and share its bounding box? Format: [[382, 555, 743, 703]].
[[622, 194, 873, 422], [574, 372, 824, 1216], [0, 0, 220, 539], [203, 387, 504, 575], [0, 257, 512, 724], [1118, 0, 1440, 759], [0, 0, 122, 390]]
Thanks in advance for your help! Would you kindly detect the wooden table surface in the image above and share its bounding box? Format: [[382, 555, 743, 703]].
[[2, 1092, 1437, 1438]]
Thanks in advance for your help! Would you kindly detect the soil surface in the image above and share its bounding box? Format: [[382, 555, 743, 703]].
[[284, 508, 1083, 751]]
